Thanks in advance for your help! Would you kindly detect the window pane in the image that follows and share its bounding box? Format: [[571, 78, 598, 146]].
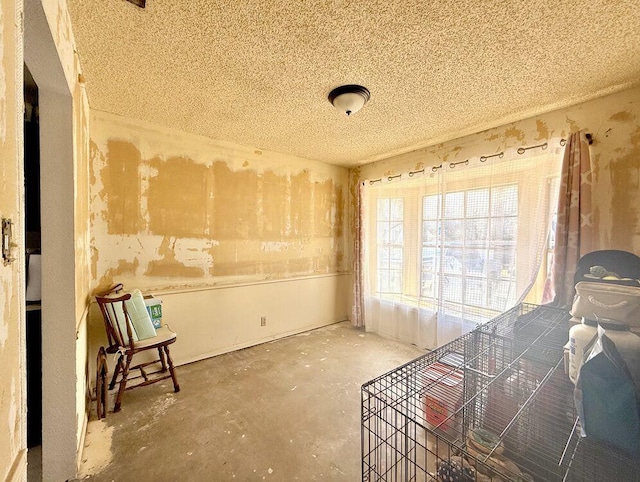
[[488, 279, 514, 310], [443, 249, 463, 274], [390, 198, 404, 221], [488, 248, 516, 279], [422, 247, 440, 272], [423, 194, 441, 220], [376, 197, 403, 295], [491, 217, 517, 243], [377, 222, 389, 245], [390, 222, 404, 245], [465, 218, 488, 245], [465, 249, 487, 276], [421, 273, 437, 298], [422, 220, 439, 245], [465, 278, 486, 306], [378, 247, 390, 269], [377, 198, 390, 221], [390, 247, 403, 270], [444, 191, 464, 218], [389, 270, 402, 292], [467, 189, 489, 218], [491, 185, 518, 216], [443, 220, 464, 245], [443, 276, 463, 303]]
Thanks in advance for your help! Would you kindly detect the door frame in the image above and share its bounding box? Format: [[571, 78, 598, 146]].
[[24, 1, 79, 480]]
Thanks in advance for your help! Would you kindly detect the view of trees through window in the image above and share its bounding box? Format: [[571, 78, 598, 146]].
[[421, 185, 518, 323], [375, 184, 519, 323]]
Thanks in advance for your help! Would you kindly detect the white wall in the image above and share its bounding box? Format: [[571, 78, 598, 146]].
[[88, 273, 350, 379]]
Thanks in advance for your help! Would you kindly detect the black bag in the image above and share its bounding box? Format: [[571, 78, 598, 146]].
[[574, 326, 640, 454], [573, 250, 640, 288]]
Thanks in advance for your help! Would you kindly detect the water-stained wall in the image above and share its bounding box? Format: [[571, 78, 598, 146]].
[[351, 86, 640, 265], [90, 111, 348, 292], [88, 111, 350, 375]]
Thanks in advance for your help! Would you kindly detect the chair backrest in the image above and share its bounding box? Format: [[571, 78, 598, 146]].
[[96, 293, 136, 350]]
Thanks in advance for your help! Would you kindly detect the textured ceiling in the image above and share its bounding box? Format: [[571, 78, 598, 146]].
[[67, 0, 640, 166]]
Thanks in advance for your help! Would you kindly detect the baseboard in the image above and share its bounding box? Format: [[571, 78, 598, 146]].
[[177, 318, 348, 367]]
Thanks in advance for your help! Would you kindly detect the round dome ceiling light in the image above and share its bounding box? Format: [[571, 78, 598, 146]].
[[328, 84, 370, 116]]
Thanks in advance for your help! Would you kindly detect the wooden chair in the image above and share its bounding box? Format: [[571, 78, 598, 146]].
[[96, 285, 180, 412]]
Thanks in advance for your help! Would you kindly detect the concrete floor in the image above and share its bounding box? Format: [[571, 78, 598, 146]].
[[75, 321, 424, 481]]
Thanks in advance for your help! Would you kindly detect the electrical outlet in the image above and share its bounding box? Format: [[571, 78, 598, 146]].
[[260, 316, 267, 327]]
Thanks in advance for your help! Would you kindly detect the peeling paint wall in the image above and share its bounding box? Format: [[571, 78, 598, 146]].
[[0, 0, 25, 479], [352, 86, 640, 261], [90, 111, 348, 293], [88, 111, 350, 373]]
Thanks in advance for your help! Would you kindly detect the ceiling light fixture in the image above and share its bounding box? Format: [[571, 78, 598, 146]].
[[328, 84, 370, 116]]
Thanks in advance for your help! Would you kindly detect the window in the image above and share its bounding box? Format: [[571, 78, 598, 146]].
[[421, 185, 518, 323], [376, 198, 403, 294], [362, 146, 563, 349]]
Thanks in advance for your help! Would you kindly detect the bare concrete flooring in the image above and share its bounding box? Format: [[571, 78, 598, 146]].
[[75, 321, 424, 481]]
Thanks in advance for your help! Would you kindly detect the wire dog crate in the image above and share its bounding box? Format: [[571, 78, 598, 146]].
[[361, 303, 640, 481]]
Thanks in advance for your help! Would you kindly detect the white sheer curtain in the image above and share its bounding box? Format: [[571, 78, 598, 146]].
[[361, 144, 563, 349]]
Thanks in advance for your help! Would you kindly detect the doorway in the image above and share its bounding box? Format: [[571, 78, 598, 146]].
[[24, 0, 80, 479], [24, 63, 42, 481]]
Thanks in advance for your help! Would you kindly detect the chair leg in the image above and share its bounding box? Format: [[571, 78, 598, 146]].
[[158, 347, 167, 372], [163, 345, 180, 393], [114, 354, 133, 413], [109, 354, 123, 390], [97, 365, 108, 419], [96, 348, 108, 420]]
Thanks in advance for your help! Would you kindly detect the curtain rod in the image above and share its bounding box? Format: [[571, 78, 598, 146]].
[[366, 134, 592, 186]]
